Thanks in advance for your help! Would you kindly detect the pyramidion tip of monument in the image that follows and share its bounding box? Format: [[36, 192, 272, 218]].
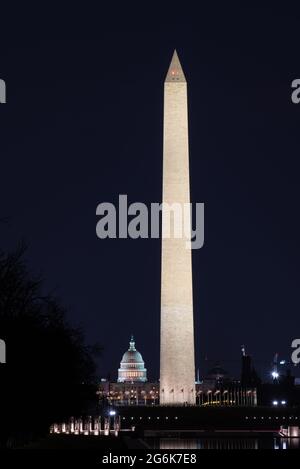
[[165, 49, 186, 83]]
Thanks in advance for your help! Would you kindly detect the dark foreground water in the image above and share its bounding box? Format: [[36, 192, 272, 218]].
[[146, 437, 300, 450]]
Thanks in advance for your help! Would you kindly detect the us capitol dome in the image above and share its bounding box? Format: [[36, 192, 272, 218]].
[[117, 336, 147, 383]]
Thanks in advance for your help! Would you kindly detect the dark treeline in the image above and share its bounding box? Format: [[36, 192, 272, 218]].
[[0, 243, 99, 447]]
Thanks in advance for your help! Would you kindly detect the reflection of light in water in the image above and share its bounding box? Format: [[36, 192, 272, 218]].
[[154, 437, 300, 450], [274, 437, 300, 450], [287, 438, 300, 449], [159, 439, 258, 450], [160, 439, 198, 449]]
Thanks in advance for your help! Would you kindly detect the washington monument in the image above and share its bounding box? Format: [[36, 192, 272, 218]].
[[160, 51, 196, 405]]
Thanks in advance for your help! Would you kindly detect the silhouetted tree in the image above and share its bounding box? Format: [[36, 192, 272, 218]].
[[0, 244, 99, 447]]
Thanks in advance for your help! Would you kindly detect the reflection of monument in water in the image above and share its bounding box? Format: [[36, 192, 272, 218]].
[[158, 438, 300, 450], [158, 438, 260, 450]]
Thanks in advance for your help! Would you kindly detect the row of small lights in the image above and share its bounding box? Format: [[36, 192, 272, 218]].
[[121, 416, 179, 420], [245, 416, 299, 420], [116, 414, 299, 421], [108, 390, 159, 393], [120, 415, 299, 421]]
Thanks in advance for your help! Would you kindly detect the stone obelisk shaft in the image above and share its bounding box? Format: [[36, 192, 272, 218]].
[[160, 51, 196, 405]]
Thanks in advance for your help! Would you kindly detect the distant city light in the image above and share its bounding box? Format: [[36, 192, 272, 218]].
[[272, 371, 279, 379], [272, 400, 278, 406]]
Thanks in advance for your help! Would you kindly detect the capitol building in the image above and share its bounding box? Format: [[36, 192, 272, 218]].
[[98, 336, 257, 407], [117, 336, 147, 383], [99, 336, 159, 406]]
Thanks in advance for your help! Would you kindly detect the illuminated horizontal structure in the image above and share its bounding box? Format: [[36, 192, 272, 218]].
[[50, 415, 121, 437], [98, 381, 257, 407]]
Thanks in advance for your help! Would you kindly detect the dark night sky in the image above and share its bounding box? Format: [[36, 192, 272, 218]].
[[1, 5, 300, 382]]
